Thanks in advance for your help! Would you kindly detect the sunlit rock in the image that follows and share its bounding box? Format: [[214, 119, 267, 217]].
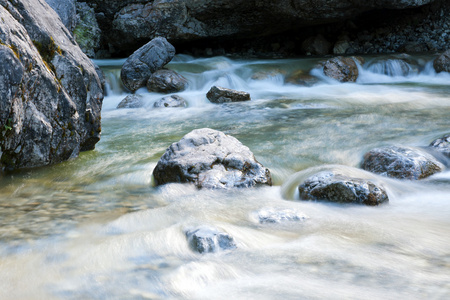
[[298, 171, 389, 206], [153, 95, 187, 108], [147, 69, 188, 93], [153, 128, 272, 189], [186, 226, 236, 254], [361, 146, 444, 180], [206, 86, 251, 104]]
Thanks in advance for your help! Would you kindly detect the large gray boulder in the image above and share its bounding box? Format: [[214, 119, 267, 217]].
[[120, 37, 175, 92], [153, 128, 272, 189], [361, 146, 444, 180], [298, 171, 389, 206], [44, 0, 77, 32], [0, 0, 103, 171], [433, 50, 450, 73]]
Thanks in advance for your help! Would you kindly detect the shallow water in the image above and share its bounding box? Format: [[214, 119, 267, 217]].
[[0, 54, 449, 299]]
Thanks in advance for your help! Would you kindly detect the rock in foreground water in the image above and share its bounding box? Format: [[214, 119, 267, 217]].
[[186, 226, 236, 254], [298, 171, 388, 206], [153, 95, 187, 108], [120, 37, 175, 92], [429, 134, 450, 158], [433, 50, 450, 73], [153, 128, 272, 189], [323, 56, 363, 82], [147, 69, 188, 93], [117, 94, 144, 109], [206, 86, 251, 104], [361, 146, 444, 180]]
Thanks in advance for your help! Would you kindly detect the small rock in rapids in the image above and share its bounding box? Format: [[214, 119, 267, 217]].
[[433, 49, 450, 73], [153, 95, 187, 108], [206, 86, 251, 104], [117, 94, 144, 108], [323, 56, 363, 82], [298, 171, 388, 206], [186, 226, 236, 253], [429, 134, 450, 158], [147, 69, 188, 93], [254, 207, 309, 224]]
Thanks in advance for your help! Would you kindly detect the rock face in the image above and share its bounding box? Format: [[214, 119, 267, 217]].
[[298, 171, 389, 206], [323, 56, 362, 82], [82, 0, 436, 55], [361, 146, 444, 180], [433, 50, 450, 73], [186, 226, 236, 254], [153, 128, 272, 189], [44, 0, 76, 32], [73, 2, 101, 58], [146, 69, 188, 93], [120, 37, 175, 92], [206, 86, 251, 104], [429, 134, 450, 157], [0, 0, 103, 171], [117, 94, 144, 109], [153, 95, 186, 108]]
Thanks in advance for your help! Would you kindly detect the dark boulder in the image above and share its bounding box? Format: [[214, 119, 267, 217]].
[[0, 0, 103, 171], [206, 86, 251, 104], [153, 128, 272, 189], [153, 95, 187, 108], [429, 134, 450, 158], [301, 34, 331, 56], [120, 37, 175, 92], [147, 69, 188, 93], [323, 56, 363, 82], [186, 226, 236, 254], [117, 94, 144, 109], [361, 146, 444, 180], [298, 171, 389, 206], [433, 50, 450, 73]]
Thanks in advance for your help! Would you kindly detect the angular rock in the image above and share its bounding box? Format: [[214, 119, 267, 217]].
[[146, 69, 188, 93], [429, 134, 450, 158], [255, 208, 309, 224], [206, 86, 251, 104], [153, 128, 272, 189], [44, 0, 76, 32], [117, 94, 144, 109], [153, 95, 187, 108], [74, 2, 101, 58], [302, 34, 331, 56], [433, 50, 450, 73], [0, 0, 103, 171], [361, 146, 444, 180], [298, 171, 389, 206], [323, 56, 362, 82], [120, 37, 175, 92], [186, 226, 236, 254]]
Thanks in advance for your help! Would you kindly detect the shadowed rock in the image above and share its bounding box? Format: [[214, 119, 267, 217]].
[[153, 128, 272, 189], [433, 50, 450, 73], [206, 86, 251, 104], [147, 69, 188, 93], [298, 171, 389, 206], [186, 226, 236, 254], [153, 95, 186, 108]]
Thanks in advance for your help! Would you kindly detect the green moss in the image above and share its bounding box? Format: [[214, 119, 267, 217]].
[[32, 37, 61, 73]]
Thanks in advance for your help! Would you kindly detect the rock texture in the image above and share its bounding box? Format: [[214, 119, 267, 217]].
[[255, 208, 309, 224], [73, 2, 101, 58], [429, 134, 450, 157], [323, 56, 363, 82], [361, 146, 444, 180], [298, 171, 389, 206], [433, 49, 450, 73], [186, 226, 236, 254], [146, 69, 188, 93], [120, 37, 175, 92], [153, 128, 272, 189], [0, 0, 103, 171], [117, 94, 144, 109], [153, 95, 186, 108], [206, 86, 251, 104], [44, 0, 76, 32]]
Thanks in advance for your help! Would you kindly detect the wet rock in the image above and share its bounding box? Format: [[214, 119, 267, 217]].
[[255, 208, 309, 224], [121, 37, 175, 92], [206, 86, 251, 104], [153, 128, 272, 189], [285, 70, 319, 86], [366, 58, 417, 76], [302, 34, 331, 55], [117, 94, 144, 109], [251, 69, 287, 80], [433, 50, 450, 73], [45, 0, 76, 32], [298, 171, 389, 206], [429, 134, 450, 158], [146, 69, 188, 93], [186, 226, 236, 254], [74, 2, 101, 58], [361, 146, 444, 180], [153, 95, 187, 108], [323, 56, 363, 82]]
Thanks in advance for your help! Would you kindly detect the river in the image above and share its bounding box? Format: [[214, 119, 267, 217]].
[[0, 54, 449, 299]]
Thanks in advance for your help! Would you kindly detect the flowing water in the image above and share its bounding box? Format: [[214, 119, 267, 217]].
[[0, 54, 449, 299]]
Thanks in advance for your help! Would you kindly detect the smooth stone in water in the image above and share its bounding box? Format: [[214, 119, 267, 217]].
[[186, 226, 236, 254], [361, 146, 444, 180], [206, 86, 251, 104], [153, 95, 186, 108], [147, 69, 188, 93], [152, 128, 272, 189], [117, 94, 144, 109], [298, 171, 389, 206], [429, 134, 450, 158], [255, 207, 309, 224]]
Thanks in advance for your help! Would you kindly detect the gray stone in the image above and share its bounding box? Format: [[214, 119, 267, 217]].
[[323, 56, 363, 82], [153, 95, 187, 108], [429, 134, 450, 158], [361, 146, 444, 180], [74, 2, 101, 58], [298, 171, 389, 206], [117, 94, 144, 109], [147, 69, 188, 93], [44, 0, 76, 32], [255, 208, 309, 224], [206, 86, 251, 104], [186, 226, 236, 254], [153, 128, 272, 189], [0, 0, 103, 171], [120, 37, 175, 92], [433, 50, 450, 73]]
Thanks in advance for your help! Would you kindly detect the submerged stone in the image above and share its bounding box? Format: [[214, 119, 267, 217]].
[[186, 226, 236, 254], [298, 171, 388, 206], [429, 134, 450, 158], [206, 86, 251, 104], [255, 208, 309, 224]]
